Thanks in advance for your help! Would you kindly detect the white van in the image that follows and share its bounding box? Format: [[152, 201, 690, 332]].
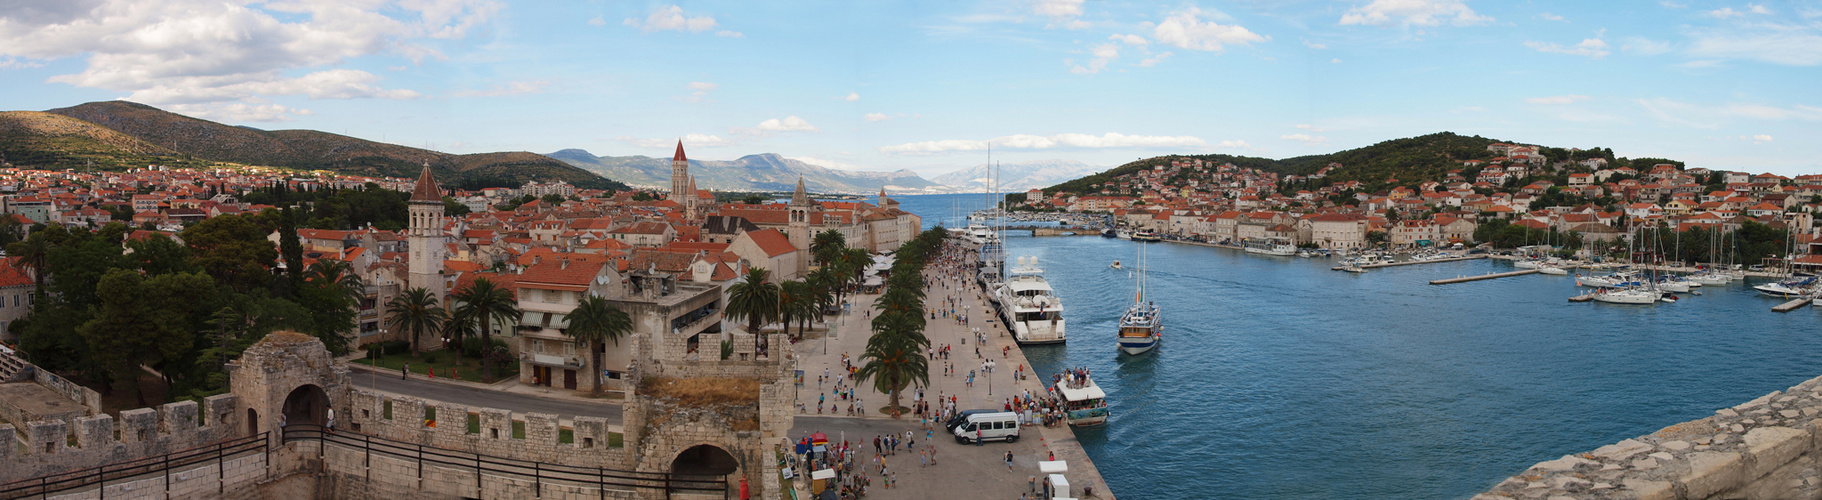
[[952, 411, 1020, 443]]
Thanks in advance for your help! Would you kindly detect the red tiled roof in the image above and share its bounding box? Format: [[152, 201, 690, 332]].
[[744, 228, 797, 257]]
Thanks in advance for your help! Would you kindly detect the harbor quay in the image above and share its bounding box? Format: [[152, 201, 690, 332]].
[[784, 236, 1114, 499]]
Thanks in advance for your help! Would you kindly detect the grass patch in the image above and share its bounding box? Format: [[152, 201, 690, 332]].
[[639, 376, 761, 406], [512, 420, 525, 439], [467, 414, 480, 434], [355, 350, 515, 383], [383, 401, 393, 420], [558, 428, 573, 444], [609, 432, 623, 448]]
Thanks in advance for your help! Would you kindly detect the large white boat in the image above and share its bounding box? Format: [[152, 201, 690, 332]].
[[1117, 243, 1160, 355], [1575, 269, 1640, 288], [995, 256, 1067, 345], [1754, 277, 1817, 299], [1053, 371, 1108, 426], [1242, 237, 1297, 256], [1129, 230, 1161, 242]]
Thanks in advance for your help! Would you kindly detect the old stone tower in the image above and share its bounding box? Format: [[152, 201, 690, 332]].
[[670, 140, 691, 216], [787, 176, 810, 252], [407, 165, 444, 297]]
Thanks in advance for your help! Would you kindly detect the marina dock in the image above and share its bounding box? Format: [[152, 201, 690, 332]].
[[1430, 269, 1540, 285], [1773, 298, 1814, 312], [1331, 254, 1488, 271]]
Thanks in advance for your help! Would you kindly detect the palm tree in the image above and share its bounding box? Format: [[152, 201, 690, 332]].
[[441, 306, 478, 359], [855, 321, 929, 418], [384, 287, 447, 354], [6, 233, 50, 289], [305, 259, 365, 353], [725, 267, 781, 351], [811, 230, 847, 267], [779, 280, 819, 340], [453, 277, 521, 382], [564, 295, 633, 397]]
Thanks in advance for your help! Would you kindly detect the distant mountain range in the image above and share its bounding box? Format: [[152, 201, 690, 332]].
[[548, 149, 951, 195], [929, 159, 1104, 193], [0, 101, 625, 190]]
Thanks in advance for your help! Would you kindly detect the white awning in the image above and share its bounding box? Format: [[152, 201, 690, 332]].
[[1038, 460, 1068, 473], [811, 469, 836, 480], [1054, 382, 1105, 401], [864, 277, 883, 286]]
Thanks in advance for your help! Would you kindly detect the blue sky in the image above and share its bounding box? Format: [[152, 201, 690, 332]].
[[3, 0, 1819, 178]]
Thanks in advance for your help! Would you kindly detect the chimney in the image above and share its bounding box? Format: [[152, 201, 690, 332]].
[[561, 257, 569, 270]]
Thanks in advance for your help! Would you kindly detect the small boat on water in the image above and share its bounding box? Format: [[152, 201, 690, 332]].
[[1053, 371, 1108, 426], [1590, 286, 1665, 304], [1110, 260, 1122, 269], [1130, 230, 1161, 242], [1241, 237, 1297, 256], [1537, 266, 1568, 276], [1340, 265, 1366, 273]]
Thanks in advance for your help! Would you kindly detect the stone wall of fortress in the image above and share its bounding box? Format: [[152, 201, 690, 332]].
[[0, 394, 242, 484], [1479, 373, 1822, 500]]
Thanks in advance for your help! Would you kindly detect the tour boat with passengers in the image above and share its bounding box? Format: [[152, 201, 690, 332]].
[[1053, 370, 1109, 426], [1242, 237, 1298, 256], [994, 256, 1067, 345]]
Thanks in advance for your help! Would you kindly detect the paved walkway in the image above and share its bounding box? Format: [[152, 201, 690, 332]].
[[344, 362, 623, 425], [787, 240, 1114, 499]]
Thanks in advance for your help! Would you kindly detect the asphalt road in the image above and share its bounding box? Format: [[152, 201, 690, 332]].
[[347, 365, 623, 423]]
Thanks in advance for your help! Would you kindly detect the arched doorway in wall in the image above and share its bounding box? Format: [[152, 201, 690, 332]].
[[247, 408, 259, 436], [670, 444, 739, 490], [281, 384, 330, 429]]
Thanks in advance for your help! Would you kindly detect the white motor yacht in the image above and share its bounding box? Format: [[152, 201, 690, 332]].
[[995, 256, 1067, 345]]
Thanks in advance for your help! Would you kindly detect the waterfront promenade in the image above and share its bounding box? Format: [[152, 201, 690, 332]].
[[786, 237, 1113, 499]]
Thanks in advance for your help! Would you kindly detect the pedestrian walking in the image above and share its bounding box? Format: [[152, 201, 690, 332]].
[[1005, 450, 1014, 471], [402, 363, 409, 379]]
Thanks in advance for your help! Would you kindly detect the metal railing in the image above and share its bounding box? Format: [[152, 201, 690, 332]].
[[280, 425, 728, 499], [0, 432, 268, 500]]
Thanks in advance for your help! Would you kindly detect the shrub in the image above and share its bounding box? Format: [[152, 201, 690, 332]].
[[423, 354, 439, 364]]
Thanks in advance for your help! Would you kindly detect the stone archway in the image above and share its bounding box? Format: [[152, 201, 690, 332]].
[[669, 444, 740, 478], [282, 384, 329, 427]]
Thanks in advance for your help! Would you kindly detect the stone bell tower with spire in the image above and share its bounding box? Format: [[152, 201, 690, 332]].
[[670, 140, 690, 210], [788, 176, 811, 254], [408, 165, 445, 298]]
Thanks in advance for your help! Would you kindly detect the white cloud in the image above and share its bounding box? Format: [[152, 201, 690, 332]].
[[167, 102, 311, 123], [1281, 133, 1329, 145], [1686, 27, 1822, 66], [1331, 58, 1343, 63], [1635, 98, 1822, 129], [1137, 52, 1173, 67], [864, 113, 890, 122], [1032, 0, 1088, 28], [587, 16, 606, 26], [1068, 43, 1121, 74], [624, 5, 720, 33], [1524, 38, 1610, 58], [618, 133, 734, 149], [1620, 37, 1671, 55], [449, 80, 547, 98], [1339, 0, 1492, 27], [0, 57, 46, 70], [843, 92, 860, 102], [1660, 1, 1687, 8], [689, 82, 718, 92], [1294, 124, 1325, 132], [1751, 4, 1772, 14], [736, 114, 823, 135], [1153, 7, 1267, 52], [1110, 33, 1148, 46], [717, 30, 743, 38], [0, 0, 484, 121], [1215, 140, 1253, 150], [1707, 7, 1744, 18], [1303, 39, 1327, 49], [1748, 134, 1773, 144], [1525, 95, 1592, 105], [879, 132, 1207, 155], [1540, 12, 1566, 22]]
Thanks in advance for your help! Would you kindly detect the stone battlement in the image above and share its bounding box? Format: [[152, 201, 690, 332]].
[[1478, 374, 1822, 500], [0, 394, 241, 484]]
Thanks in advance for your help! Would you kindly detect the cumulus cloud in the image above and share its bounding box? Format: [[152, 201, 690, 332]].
[[618, 133, 734, 149], [0, 0, 486, 120], [843, 92, 860, 102], [879, 132, 1207, 155], [1303, 39, 1328, 49], [1332, 58, 1343, 63], [1525, 95, 1593, 105], [1282, 133, 1329, 145], [1540, 12, 1567, 22], [167, 102, 312, 123], [689, 82, 718, 92], [1749, 4, 1771, 14], [1706, 7, 1744, 18], [624, 5, 720, 33], [1110, 33, 1148, 46], [1032, 0, 1088, 29], [1747, 134, 1773, 144], [864, 113, 890, 122], [587, 16, 606, 26], [1339, 0, 1492, 27], [1068, 43, 1121, 74], [1137, 52, 1172, 67], [1621, 37, 1672, 55], [1685, 27, 1822, 66], [1153, 7, 1267, 52], [1524, 38, 1610, 58], [732, 116, 819, 136], [449, 80, 548, 97]]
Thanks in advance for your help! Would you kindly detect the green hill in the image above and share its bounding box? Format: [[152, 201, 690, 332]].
[[1043, 132, 1679, 195], [13, 101, 625, 190]]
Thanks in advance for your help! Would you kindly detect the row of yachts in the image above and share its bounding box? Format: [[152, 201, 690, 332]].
[[1515, 257, 1821, 305]]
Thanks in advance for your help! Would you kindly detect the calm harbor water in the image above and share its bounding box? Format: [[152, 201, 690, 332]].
[[885, 193, 1822, 499]]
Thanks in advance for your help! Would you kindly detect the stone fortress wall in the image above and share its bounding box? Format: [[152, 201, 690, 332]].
[[1479, 373, 1822, 500], [1, 328, 798, 499]]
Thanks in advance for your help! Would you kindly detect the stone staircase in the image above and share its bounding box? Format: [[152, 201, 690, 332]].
[[0, 348, 31, 382]]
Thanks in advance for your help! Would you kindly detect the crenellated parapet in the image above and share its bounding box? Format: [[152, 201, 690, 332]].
[[0, 394, 240, 484], [337, 387, 631, 468]]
